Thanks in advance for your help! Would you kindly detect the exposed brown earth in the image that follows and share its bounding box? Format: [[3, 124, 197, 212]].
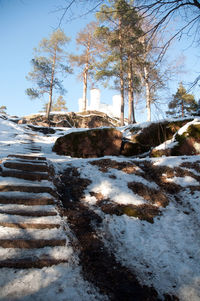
[[55, 165, 160, 301]]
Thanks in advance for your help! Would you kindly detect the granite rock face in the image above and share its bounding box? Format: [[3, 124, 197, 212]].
[[17, 111, 121, 128], [52, 128, 123, 158], [151, 123, 200, 157]]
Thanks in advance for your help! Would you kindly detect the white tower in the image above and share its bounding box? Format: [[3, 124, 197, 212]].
[[90, 89, 100, 111], [112, 95, 121, 118]]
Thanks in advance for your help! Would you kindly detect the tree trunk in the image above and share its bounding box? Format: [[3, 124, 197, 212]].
[[46, 49, 57, 121], [119, 17, 124, 126], [144, 64, 151, 122], [82, 64, 88, 111], [128, 57, 136, 124], [182, 99, 184, 117]]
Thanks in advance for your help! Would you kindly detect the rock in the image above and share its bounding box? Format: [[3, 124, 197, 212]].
[[18, 119, 27, 124], [151, 122, 200, 157], [121, 140, 149, 157], [52, 128, 123, 158], [22, 111, 120, 129], [123, 119, 193, 157]]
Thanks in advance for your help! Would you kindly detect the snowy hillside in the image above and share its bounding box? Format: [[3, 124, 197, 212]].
[[0, 114, 200, 301]]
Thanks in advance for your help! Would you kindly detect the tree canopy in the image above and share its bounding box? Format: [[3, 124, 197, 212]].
[[26, 29, 71, 120], [167, 82, 198, 118]]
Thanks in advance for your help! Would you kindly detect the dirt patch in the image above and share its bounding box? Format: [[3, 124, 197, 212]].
[[128, 182, 169, 208], [180, 161, 200, 173], [133, 161, 182, 194], [55, 166, 159, 301], [89, 159, 139, 174], [90, 191, 160, 223]]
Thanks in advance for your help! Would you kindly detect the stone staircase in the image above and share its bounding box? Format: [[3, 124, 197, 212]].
[[0, 137, 69, 269]]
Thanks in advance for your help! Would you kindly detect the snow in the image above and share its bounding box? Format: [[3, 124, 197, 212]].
[[1, 114, 200, 300], [98, 188, 200, 300], [165, 175, 199, 187], [0, 265, 106, 301], [0, 213, 61, 224], [74, 159, 159, 206]]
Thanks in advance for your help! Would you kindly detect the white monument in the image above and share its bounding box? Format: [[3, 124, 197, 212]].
[[78, 88, 121, 118], [90, 88, 100, 111]]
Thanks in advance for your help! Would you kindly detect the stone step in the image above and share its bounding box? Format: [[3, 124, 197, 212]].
[[4, 161, 49, 172], [0, 195, 55, 205], [1, 170, 49, 181], [0, 209, 57, 217], [0, 239, 66, 248], [10, 159, 47, 165], [0, 222, 60, 229], [0, 184, 55, 196], [8, 154, 46, 161], [0, 257, 68, 269]]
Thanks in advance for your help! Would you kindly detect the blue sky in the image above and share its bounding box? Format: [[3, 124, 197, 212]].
[[0, 0, 199, 122]]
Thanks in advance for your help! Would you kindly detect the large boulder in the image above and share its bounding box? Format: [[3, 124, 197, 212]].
[[52, 128, 123, 158], [121, 119, 193, 157], [151, 121, 200, 157]]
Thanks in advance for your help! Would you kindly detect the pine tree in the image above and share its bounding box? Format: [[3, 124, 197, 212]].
[[26, 29, 70, 121], [95, 0, 143, 125], [167, 82, 197, 118], [0, 106, 7, 114], [69, 22, 102, 111], [40, 96, 68, 113]]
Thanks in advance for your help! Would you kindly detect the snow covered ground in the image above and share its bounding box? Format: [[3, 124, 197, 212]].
[[0, 114, 200, 300]]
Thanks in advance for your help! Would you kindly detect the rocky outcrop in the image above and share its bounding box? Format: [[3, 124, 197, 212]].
[[18, 111, 120, 129], [151, 121, 200, 157], [121, 119, 193, 157], [52, 128, 123, 158]]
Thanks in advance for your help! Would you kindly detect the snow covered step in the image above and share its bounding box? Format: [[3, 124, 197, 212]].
[[0, 203, 57, 216], [0, 245, 71, 261], [0, 245, 71, 268], [0, 239, 66, 249], [0, 226, 65, 240], [8, 154, 46, 161], [1, 169, 49, 181], [3, 161, 49, 172], [0, 213, 61, 224], [0, 203, 56, 212], [7, 158, 48, 165], [0, 176, 52, 187], [0, 222, 60, 229]]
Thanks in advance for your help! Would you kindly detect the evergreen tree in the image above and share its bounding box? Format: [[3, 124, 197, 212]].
[[95, 0, 143, 125], [0, 105, 7, 114], [26, 29, 70, 121], [40, 96, 68, 113], [69, 22, 102, 111], [167, 83, 197, 118]]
